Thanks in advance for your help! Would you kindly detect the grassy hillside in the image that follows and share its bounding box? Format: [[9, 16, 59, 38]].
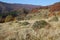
[[0, 2, 60, 40], [0, 8, 60, 40]]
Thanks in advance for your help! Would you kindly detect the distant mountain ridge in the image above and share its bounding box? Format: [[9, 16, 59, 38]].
[[0, 1, 40, 11], [0, 1, 60, 14]]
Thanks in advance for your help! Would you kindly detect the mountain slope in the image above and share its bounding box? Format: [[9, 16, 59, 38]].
[[50, 2, 60, 12], [0, 1, 39, 13]]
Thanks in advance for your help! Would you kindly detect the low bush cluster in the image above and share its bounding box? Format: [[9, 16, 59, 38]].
[[49, 16, 59, 22], [22, 22, 29, 25], [21, 22, 30, 26], [32, 20, 50, 30]]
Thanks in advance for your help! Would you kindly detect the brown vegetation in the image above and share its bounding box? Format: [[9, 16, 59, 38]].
[[50, 2, 60, 12]]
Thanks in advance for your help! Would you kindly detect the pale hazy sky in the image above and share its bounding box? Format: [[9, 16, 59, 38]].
[[0, 0, 60, 6]]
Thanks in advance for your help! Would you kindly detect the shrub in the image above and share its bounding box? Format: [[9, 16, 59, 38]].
[[25, 16, 32, 20], [21, 22, 30, 26], [5, 15, 12, 22], [49, 16, 59, 22], [0, 16, 2, 22], [9, 38, 16, 40], [32, 20, 50, 30], [53, 16, 59, 21], [9, 11, 18, 17]]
